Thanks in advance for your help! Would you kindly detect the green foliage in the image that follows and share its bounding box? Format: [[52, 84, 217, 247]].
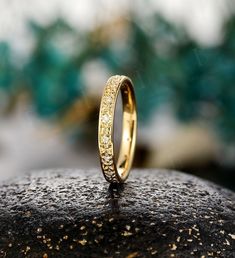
[[0, 15, 234, 140], [24, 20, 84, 117]]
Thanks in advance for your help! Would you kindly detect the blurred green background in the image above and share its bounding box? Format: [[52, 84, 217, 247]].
[[0, 0, 235, 190]]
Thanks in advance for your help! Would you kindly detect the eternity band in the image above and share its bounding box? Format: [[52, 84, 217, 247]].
[[98, 75, 137, 183]]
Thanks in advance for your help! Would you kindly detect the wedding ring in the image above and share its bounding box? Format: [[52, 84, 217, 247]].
[[98, 75, 137, 183]]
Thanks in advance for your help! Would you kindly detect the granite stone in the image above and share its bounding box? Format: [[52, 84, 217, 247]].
[[0, 169, 234, 257]]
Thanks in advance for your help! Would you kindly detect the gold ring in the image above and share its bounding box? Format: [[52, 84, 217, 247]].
[[98, 75, 137, 183]]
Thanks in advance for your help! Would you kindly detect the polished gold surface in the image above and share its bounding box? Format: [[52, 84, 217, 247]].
[[98, 75, 137, 183]]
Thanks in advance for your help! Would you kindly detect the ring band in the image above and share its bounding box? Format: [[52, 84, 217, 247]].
[[98, 75, 137, 183]]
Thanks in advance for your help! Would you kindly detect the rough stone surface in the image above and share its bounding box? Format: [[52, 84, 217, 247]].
[[0, 169, 234, 258]]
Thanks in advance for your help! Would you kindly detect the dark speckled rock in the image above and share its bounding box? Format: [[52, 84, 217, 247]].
[[0, 169, 234, 258]]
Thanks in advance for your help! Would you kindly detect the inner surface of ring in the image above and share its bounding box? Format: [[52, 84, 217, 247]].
[[116, 81, 136, 180]]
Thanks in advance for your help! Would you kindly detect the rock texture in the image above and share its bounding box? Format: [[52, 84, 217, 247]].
[[0, 169, 234, 258]]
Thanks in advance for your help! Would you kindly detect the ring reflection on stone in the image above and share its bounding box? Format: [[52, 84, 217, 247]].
[[98, 75, 137, 183]]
